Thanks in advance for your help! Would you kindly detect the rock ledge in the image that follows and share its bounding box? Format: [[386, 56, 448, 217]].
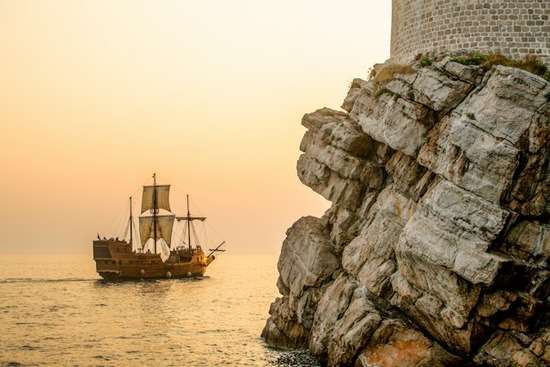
[[263, 58, 550, 367]]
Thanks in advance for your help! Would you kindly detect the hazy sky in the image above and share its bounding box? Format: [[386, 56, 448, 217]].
[[0, 0, 391, 255]]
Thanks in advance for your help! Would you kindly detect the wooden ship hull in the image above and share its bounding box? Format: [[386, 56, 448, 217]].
[[93, 239, 215, 280]]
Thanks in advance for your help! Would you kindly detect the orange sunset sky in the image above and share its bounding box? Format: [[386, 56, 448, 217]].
[[0, 0, 391, 255]]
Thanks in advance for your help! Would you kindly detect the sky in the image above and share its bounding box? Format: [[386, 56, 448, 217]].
[[0, 0, 391, 255]]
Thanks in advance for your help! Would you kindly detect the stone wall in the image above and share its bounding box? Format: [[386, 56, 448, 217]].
[[391, 0, 550, 64]]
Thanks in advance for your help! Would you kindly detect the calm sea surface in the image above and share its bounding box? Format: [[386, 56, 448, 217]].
[[0, 254, 318, 367]]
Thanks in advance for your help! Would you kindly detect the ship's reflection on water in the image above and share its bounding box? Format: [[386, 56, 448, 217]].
[[0, 254, 319, 366]]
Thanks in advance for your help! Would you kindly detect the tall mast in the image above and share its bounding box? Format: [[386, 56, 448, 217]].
[[153, 173, 158, 254], [187, 194, 191, 251], [129, 196, 133, 248]]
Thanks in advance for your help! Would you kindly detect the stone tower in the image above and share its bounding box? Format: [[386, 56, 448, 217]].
[[391, 0, 550, 64]]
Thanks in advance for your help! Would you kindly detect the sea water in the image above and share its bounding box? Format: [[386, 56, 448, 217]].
[[0, 254, 319, 366]]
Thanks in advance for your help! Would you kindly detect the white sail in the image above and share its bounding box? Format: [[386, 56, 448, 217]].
[[139, 215, 175, 247], [159, 241, 171, 262], [141, 185, 171, 214]]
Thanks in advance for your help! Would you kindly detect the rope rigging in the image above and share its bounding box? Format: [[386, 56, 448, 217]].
[[191, 221, 201, 248]]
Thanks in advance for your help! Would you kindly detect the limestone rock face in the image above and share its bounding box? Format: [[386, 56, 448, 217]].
[[262, 60, 550, 366], [277, 216, 339, 298]]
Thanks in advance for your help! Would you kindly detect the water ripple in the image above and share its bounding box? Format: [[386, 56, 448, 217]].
[[0, 278, 96, 284], [0, 254, 319, 366]]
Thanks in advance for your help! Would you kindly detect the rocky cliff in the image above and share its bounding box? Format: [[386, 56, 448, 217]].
[[262, 58, 550, 366]]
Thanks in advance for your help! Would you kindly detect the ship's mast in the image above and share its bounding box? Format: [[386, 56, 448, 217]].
[[129, 196, 133, 248], [187, 194, 191, 251], [153, 173, 158, 254], [175, 197, 206, 249]]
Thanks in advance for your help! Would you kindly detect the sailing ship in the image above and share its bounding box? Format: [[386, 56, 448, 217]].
[[92, 174, 225, 280]]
